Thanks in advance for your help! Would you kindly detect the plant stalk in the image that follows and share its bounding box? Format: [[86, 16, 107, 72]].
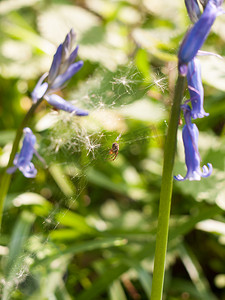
[[0, 98, 43, 230], [151, 75, 185, 300]]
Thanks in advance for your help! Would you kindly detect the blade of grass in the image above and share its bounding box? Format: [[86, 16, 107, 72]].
[[178, 243, 217, 300], [109, 280, 127, 300], [32, 237, 128, 267], [2, 211, 35, 300], [76, 205, 221, 300]]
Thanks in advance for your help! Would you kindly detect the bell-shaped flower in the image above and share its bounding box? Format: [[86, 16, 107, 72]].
[[7, 128, 39, 178], [45, 94, 89, 116], [187, 58, 209, 119], [185, 0, 201, 23], [174, 105, 212, 181], [178, 0, 222, 75]]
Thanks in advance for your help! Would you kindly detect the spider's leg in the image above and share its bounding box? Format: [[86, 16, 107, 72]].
[[108, 154, 114, 161], [109, 154, 115, 161], [112, 154, 117, 161]]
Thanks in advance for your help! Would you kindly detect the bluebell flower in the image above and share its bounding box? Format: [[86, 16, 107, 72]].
[[174, 105, 212, 181], [185, 0, 201, 23], [45, 94, 89, 116], [50, 61, 83, 90], [178, 0, 222, 75], [187, 58, 209, 119], [48, 29, 83, 90], [31, 29, 88, 116], [7, 128, 39, 178]]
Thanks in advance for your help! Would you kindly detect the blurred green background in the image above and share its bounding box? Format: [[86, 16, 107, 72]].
[[0, 0, 225, 299]]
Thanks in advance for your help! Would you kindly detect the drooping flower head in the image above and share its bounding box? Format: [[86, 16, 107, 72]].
[[178, 0, 223, 75], [7, 128, 38, 178], [187, 57, 209, 119], [174, 105, 212, 181], [31, 29, 88, 116]]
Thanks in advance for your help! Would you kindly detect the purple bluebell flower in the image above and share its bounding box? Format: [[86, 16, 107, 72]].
[[47, 29, 83, 91], [178, 0, 222, 75], [48, 44, 63, 86], [187, 57, 209, 119], [185, 0, 201, 23], [50, 61, 83, 90], [7, 128, 38, 178], [174, 105, 212, 181], [31, 29, 88, 116], [45, 94, 89, 116]]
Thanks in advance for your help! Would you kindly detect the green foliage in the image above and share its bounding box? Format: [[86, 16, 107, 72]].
[[0, 0, 225, 299]]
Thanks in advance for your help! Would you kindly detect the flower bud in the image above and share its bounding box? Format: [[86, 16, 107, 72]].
[[178, 0, 220, 74], [185, 0, 201, 23]]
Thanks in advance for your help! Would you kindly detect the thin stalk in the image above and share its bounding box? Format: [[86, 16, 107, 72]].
[[151, 75, 185, 300], [0, 98, 43, 230]]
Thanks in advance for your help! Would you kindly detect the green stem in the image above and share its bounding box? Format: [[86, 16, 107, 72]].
[[151, 75, 185, 300], [0, 98, 43, 230]]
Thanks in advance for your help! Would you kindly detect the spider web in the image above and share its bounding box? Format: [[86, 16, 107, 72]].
[[2, 63, 170, 298]]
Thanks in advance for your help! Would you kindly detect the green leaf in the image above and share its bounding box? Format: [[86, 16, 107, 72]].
[[49, 164, 76, 197], [169, 205, 222, 241], [77, 264, 129, 300], [2, 211, 35, 300], [120, 98, 166, 122], [0, 130, 15, 145], [0, 0, 39, 15], [33, 237, 127, 267], [76, 205, 221, 300], [135, 48, 151, 83], [38, 4, 100, 44], [132, 28, 177, 62], [2, 12, 54, 54], [135, 266, 152, 299], [50, 228, 86, 241], [87, 168, 128, 194], [109, 280, 127, 300], [38, 4, 127, 69], [178, 243, 217, 300], [12, 192, 50, 207], [55, 209, 95, 232]]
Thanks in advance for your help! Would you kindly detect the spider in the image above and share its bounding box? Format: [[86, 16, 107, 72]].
[[108, 142, 119, 161]]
